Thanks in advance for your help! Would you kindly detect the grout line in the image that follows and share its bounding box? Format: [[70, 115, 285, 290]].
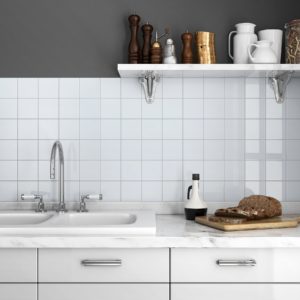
[[120, 78, 123, 201], [99, 78, 102, 196], [16, 79, 19, 200]]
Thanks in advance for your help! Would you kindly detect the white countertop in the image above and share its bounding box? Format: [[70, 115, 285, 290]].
[[1, 214, 300, 248]]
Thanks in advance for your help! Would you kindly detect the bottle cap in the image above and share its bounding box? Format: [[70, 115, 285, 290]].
[[192, 174, 200, 180]]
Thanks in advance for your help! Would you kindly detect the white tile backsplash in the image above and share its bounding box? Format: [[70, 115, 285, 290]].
[[0, 77, 299, 203]]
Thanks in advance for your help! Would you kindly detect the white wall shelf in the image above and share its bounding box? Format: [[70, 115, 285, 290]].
[[118, 64, 300, 104]]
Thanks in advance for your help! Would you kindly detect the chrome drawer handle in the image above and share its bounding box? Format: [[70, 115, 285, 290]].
[[216, 259, 256, 267], [81, 259, 122, 267]]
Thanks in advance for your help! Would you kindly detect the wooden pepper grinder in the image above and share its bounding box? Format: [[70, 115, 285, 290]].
[[128, 14, 141, 63], [141, 22, 153, 63], [181, 31, 193, 63]]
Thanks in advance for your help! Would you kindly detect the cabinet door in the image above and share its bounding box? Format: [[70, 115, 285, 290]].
[[39, 284, 169, 300], [0, 284, 37, 300], [172, 284, 300, 300]]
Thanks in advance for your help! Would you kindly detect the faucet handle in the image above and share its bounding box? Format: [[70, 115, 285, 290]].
[[78, 194, 103, 212], [21, 194, 47, 213]]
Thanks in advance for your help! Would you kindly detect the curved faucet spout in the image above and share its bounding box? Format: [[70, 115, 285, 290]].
[[50, 140, 67, 213]]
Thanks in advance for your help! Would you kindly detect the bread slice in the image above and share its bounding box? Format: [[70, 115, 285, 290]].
[[208, 215, 247, 224]]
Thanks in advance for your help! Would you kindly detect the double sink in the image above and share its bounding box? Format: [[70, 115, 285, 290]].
[[0, 210, 156, 235]]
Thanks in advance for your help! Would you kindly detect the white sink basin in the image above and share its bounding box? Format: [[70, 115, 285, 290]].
[[0, 210, 156, 235]]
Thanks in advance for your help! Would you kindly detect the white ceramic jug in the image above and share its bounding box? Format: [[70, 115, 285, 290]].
[[248, 40, 277, 63], [228, 23, 257, 64]]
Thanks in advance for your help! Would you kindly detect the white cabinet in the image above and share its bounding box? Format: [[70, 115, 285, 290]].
[[0, 284, 37, 300], [171, 248, 300, 282], [172, 284, 300, 300], [39, 284, 168, 300], [39, 248, 169, 282]]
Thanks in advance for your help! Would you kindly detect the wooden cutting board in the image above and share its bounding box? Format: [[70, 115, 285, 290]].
[[195, 215, 298, 231]]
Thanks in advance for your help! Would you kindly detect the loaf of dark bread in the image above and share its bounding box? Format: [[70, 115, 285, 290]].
[[208, 216, 247, 224], [215, 195, 282, 220]]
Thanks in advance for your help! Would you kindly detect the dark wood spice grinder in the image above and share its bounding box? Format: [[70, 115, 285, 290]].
[[141, 23, 153, 63], [128, 14, 141, 63], [181, 31, 193, 63]]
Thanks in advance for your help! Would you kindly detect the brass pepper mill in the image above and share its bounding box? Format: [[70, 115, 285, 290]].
[[150, 28, 170, 64], [181, 31, 193, 63], [195, 31, 216, 64], [128, 14, 141, 63]]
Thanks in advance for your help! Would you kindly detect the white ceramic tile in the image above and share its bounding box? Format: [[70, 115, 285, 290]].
[[225, 99, 244, 119], [204, 99, 224, 118], [64, 181, 80, 202], [245, 119, 260, 139], [18, 181, 37, 200], [163, 120, 182, 139], [245, 78, 262, 98], [266, 120, 283, 139], [19, 120, 38, 139], [18, 99, 38, 118], [204, 140, 224, 160], [225, 119, 244, 139], [266, 161, 283, 181], [163, 99, 182, 118], [80, 99, 100, 118], [204, 161, 225, 181], [225, 161, 245, 181], [286, 140, 300, 160], [142, 140, 162, 160], [245, 181, 261, 196], [121, 119, 141, 139], [38, 120, 58, 140], [80, 120, 101, 139], [286, 181, 300, 201], [286, 161, 300, 180], [163, 181, 182, 202], [142, 120, 162, 139], [0, 120, 17, 139], [60, 140, 79, 161], [163, 161, 182, 180], [204, 78, 224, 98], [18, 161, 38, 180], [79, 78, 100, 98], [100, 181, 120, 201], [80, 140, 101, 161], [142, 161, 162, 181], [121, 140, 141, 160], [163, 78, 182, 98], [65, 161, 80, 180], [121, 99, 141, 118], [39, 79, 58, 98], [245, 140, 260, 154], [142, 98, 162, 119], [286, 120, 300, 139], [225, 78, 245, 99], [121, 161, 141, 180], [18, 79, 38, 99], [225, 181, 244, 202], [142, 181, 162, 202], [0, 161, 17, 180], [121, 181, 141, 201], [183, 161, 203, 181], [18, 140, 38, 160], [0, 181, 17, 201], [80, 161, 101, 181], [79, 181, 101, 195], [101, 99, 120, 118], [245, 98, 260, 118], [204, 120, 224, 139], [183, 120, 203, 139], [286, 99, 300, 118], [101, 78, 121, 98], [266, 140, 283, 155], [0, 99, 17, 118], [245, 161, 260, 181], [59, 99, 79, 118], [163, 140, 182, 160], [100, 161, 120, 181], [38, 181, 58, 202], [101, 119, 120, 139], [39, 99, 58, 118], [0, 141, 17, 160], [225, 140, 244, 160], [266, 181, 283, 201], [59, 78, 79, 98], [0, 79, 17, 98], [121, 78, 141, 98], [101, 140, 120, 160], [204, 181, 224, 202], [183, 140, 203, 160], [183, 99, 203, 119], [287, 78, 300, 98], [183, 78, 203, 98], [266, 98, 283, 119], [39, 140, 55, 160]]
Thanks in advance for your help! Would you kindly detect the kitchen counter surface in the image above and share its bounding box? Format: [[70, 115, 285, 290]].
[[1, 214, 300, 248]]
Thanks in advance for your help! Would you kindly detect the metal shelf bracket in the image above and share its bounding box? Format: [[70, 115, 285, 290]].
[[269, 71, 294, 104], [139, 71, 160, 104]]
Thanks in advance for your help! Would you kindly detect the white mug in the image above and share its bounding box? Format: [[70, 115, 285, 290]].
[[258, 29, 283, 63]]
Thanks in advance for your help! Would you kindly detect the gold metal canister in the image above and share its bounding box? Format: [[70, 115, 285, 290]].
[[195, 31, 216, 64]]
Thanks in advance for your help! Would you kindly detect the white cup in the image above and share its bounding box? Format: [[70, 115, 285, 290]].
[[258, 29, 283, 63]]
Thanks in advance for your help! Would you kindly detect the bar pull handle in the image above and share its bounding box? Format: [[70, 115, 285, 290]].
[[81, 259, 122, 267], [216, 259, 256, 267]]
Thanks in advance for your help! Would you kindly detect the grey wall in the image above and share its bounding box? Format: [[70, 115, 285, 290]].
[[0, 0, 299, 77]]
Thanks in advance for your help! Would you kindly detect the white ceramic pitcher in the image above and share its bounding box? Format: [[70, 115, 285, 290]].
[[228, 23, 257, 63], [248, 40, 277, 63]]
